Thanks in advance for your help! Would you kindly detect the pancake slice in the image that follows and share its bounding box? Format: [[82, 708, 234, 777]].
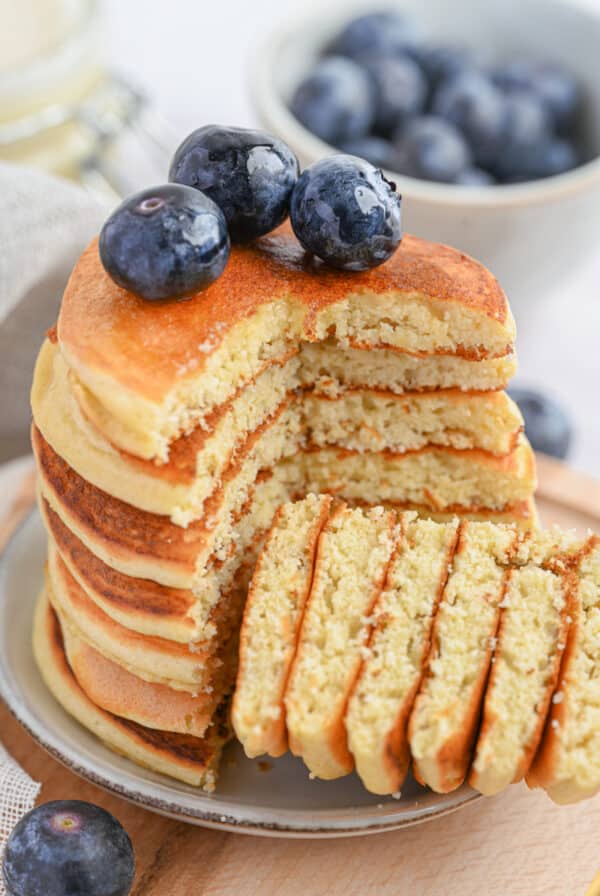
[[346, 515, 460, 795], [232, 494, 332, 758], [33, 589, 228, 789], [527, 537, 600, 804], [470, 561, 571, 796], [284, 505, 396, 779], [408, 520, 518, 793], [304, 389, 523, 456]]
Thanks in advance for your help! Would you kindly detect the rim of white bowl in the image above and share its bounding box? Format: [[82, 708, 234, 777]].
[[249, 5, 600, 209]]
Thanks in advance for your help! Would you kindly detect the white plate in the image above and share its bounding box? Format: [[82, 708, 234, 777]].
[[0, 511, 480, 837]]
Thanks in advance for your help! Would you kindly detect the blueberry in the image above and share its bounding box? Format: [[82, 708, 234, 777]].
[[493, 92, 552, 179], [290, 154, 402, 271], [432, 71, 505, 165], [289, 57, 375, 147], [394, 116, 472, 183], [359, 54, 427, 136], [326, 10, 423, 61], [492, 59, 581, 131], [2, 800, 134, 896], [99, 184, 229, 301], [339, 136, 399, 170], [455, 166, 495, 186], [169, 125, 299, 242], [508, 388, 572, 459], [411, 45, 475, 90], [502, 138, 579, 182]]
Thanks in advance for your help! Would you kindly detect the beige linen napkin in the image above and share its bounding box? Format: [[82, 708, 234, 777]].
[[0, 162, 106, 462], [0, 163, 106, 885]]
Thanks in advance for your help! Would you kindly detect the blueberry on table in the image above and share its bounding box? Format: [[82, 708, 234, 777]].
[[394, 116, 472, 183], [2, 800, 134, 896], [290, 155, 402, 271], [432, 70, 505, 166], [339, 136, 399, 170], [99, 183, 230, 301], [289, 57, 375, 147], [169, 125, 299, 241], [359, 54, 427, 136], [508, 387, 573, 459], [326, 10, 423, 61], [492, 59, 581, 132]]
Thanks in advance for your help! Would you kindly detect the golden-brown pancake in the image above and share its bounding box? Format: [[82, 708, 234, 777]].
[[33, 588, 229, 788]]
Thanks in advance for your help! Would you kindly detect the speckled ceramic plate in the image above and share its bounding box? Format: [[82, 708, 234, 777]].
[[0, 510, 481, 837]]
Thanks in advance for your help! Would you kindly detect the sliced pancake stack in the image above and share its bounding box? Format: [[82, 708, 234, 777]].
[[234, 497, 600, 805], [31, 227, 537, 788]]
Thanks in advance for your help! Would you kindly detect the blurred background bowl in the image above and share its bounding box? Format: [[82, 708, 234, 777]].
[[251, 0, 600, 302]]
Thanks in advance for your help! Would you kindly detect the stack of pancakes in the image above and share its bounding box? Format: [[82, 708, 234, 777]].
[[30, 227, 537, 788], [234, 497, 600, 805]]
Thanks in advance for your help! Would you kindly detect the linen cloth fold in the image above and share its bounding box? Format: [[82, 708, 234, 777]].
[[0, 163, 106, 885]]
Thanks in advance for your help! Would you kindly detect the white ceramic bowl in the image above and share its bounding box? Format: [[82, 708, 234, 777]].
[[251, 0, 600, 302]]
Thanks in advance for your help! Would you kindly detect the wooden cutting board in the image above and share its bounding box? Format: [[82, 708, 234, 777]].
[[2, 455, 600, 896]]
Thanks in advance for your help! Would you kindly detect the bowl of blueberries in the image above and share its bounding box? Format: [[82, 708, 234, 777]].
[[251, 0, 600, 301]]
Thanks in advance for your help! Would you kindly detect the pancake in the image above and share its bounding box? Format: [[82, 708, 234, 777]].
[[34, 339, 525, 524], [59, 607, 224, 738], [33, 589, 228, 788], [285, 505, 396, 780], [233, 494, 333, 759], [408, 521, 518, 793], [301, 438, 536, 513], [47, 546, 224, 693], [304, 389, 523, 456], [57, 229, 515, 461], [300, 342, 517, 395], [527, 537, 600, 804], [346, 516, 460, 795]]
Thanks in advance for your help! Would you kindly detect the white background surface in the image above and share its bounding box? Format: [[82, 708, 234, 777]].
[[100, 0, 600, 476]]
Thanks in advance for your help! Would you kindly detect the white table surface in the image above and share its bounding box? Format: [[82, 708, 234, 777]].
[[99, 0, 600, 478]]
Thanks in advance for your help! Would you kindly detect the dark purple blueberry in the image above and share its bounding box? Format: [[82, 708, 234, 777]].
[[410, 45, 476, 90], [2, 800, 134, 896], [455, 167, 495, 186], [492, 59, 581, 131], [501, 138, 579, 182], [99, 184, 229, 301], [169, 125, 299, 242], [359, 54, 427, 136], [394, 116, 472, 183], [508, 388, 572, 459], [339, 136, 399, 170], [493, 92, 552, 179], [289, 57, 375, 147], [432, 70, 505, 165], [290, 154, 402, 271], [326, 10, 423, 61]]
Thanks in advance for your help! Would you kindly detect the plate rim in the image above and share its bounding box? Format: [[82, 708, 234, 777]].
[[0, 509, 482, 838]]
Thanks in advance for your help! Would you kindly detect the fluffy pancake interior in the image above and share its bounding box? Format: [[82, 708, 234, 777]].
[[284, 506, 395, 780], [408, 521, 517, 793], [470, 564, 568, 796], [232, 494, 331, 759], [346, 516, 459, 795]]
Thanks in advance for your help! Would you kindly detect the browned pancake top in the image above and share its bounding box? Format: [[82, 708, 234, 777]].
[[58, 226, 509, 402]]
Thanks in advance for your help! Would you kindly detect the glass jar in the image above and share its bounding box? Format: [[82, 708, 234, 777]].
[[0, 0, 174, 200]]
